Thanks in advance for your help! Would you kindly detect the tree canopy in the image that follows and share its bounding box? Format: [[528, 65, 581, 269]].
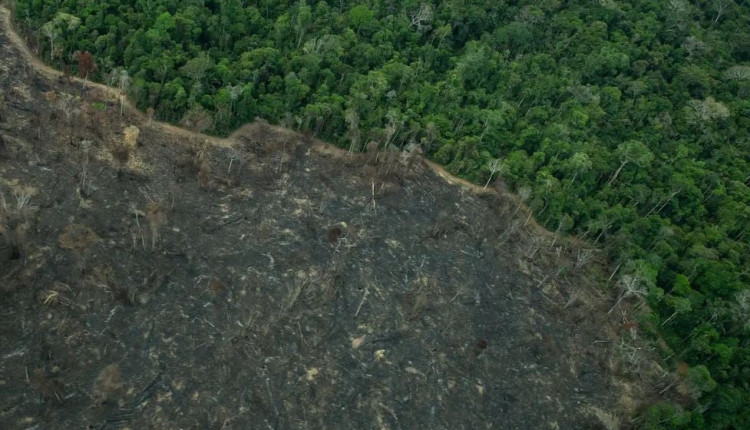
[[15, 1, 750, 427]]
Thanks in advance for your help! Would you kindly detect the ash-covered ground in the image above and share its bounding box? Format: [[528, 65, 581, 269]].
[[0, 9, 648, 429]]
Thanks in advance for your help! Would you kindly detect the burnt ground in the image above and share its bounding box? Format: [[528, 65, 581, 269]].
[[0, 11, 653, 430]]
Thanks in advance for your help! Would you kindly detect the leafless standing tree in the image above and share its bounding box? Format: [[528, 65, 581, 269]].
[[423, 121, 437, 153], [345, 108, 360, 153], [409, 4, 433, 32], [483, 159, 504, 190], [383, 111, 402, 149], [41, 23, 59, 62], [75, 50, 96, 95], [713, 0, 733, 23], [512, 186, 531, 217], [118, 70, 130, 116], [608, 274, 648, 314]]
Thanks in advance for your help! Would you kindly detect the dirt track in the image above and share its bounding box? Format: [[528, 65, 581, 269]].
[[0, 5, 454, 179], [0, 4, 560, 241]]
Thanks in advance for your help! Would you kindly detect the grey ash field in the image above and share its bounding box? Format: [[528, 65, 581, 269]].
[[1, 20, 650, 430]]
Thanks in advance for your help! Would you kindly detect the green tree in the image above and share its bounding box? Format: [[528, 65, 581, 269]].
[[607, 140, 654, 187], [40, 12, 81, 61], [349, 5, 375, 34]]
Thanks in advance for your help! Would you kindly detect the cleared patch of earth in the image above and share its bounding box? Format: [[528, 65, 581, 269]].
[[0, 11, 654, 430]]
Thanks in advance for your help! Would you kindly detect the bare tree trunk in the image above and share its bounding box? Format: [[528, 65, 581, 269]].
[[607, 161, 628, 186], [483, 173, 494, 190], [715, 1, 728, 23], [80, 72, 88, 98]]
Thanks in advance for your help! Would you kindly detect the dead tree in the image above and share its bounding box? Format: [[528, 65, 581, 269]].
[[74, 50, 96, 95]]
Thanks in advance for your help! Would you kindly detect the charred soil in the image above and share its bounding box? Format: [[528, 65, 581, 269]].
[[0, 9, 655, 430]]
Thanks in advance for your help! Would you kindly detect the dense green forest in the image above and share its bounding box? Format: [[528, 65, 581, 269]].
[[13, 0, 750, 427]]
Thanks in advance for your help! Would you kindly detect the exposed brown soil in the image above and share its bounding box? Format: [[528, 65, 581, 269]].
[[0, 5, 654, 429]]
